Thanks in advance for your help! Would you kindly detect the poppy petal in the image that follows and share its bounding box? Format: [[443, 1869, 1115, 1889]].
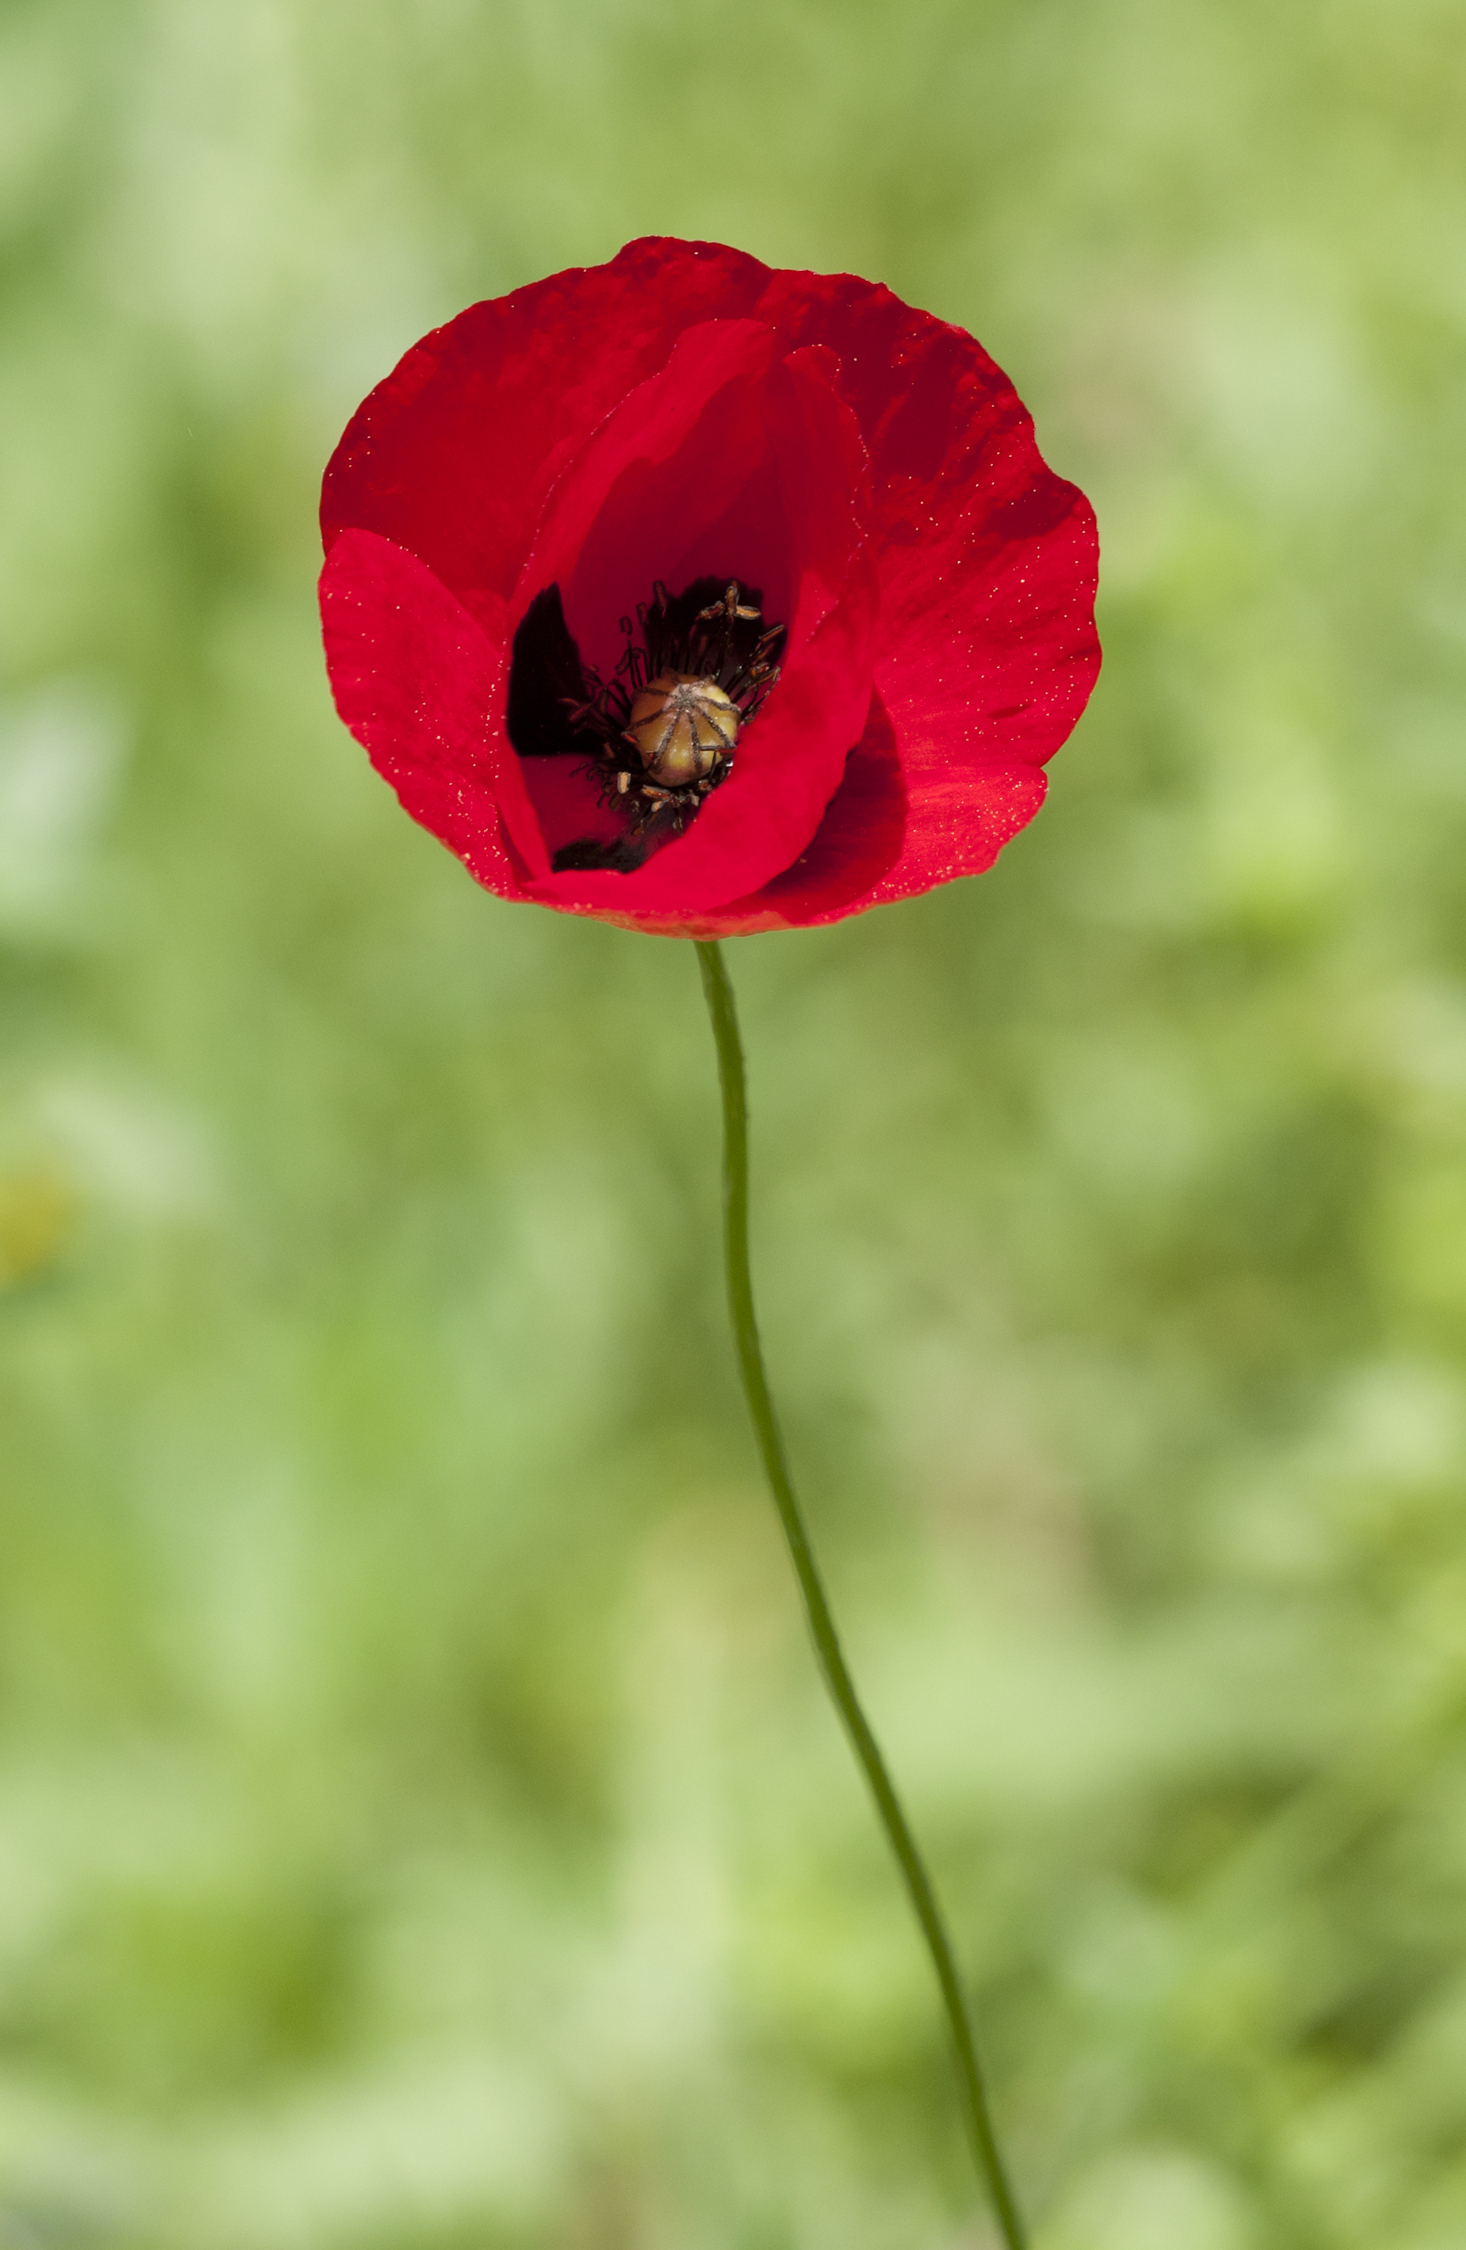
[[524, 343, 879, 919], [319, 527, 545, 890]]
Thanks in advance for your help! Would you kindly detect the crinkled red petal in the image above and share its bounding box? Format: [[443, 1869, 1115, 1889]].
[[585, 698, 1047, 939], [323, 320, 882, 922], [523, 339, 877, 919], [318, 529, 537, 896], [318, 336, 882, 923]]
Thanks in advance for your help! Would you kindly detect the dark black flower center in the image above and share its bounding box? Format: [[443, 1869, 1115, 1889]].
[[506, 577, 785, 872]]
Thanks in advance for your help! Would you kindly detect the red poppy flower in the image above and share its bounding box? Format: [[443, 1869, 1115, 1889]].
[[319, 237, 1099, 938]]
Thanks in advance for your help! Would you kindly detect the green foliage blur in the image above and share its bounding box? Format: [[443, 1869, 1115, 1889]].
[[2, 0, 1464, 2243]]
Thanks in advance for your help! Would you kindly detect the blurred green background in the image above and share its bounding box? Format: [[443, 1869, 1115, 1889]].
[[2, 0, 1465, 2244]]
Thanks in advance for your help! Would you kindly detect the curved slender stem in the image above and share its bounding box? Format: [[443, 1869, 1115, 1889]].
[[695, 939, 1027, 2250]]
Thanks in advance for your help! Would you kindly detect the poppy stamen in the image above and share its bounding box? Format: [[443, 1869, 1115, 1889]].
[[504, 575, 785, 874]]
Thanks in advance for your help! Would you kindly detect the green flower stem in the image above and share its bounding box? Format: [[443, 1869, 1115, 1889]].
[[694, 939, 1027, 2250]]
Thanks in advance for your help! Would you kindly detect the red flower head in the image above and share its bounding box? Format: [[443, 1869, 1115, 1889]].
[[319, 238, 1099, 938]]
